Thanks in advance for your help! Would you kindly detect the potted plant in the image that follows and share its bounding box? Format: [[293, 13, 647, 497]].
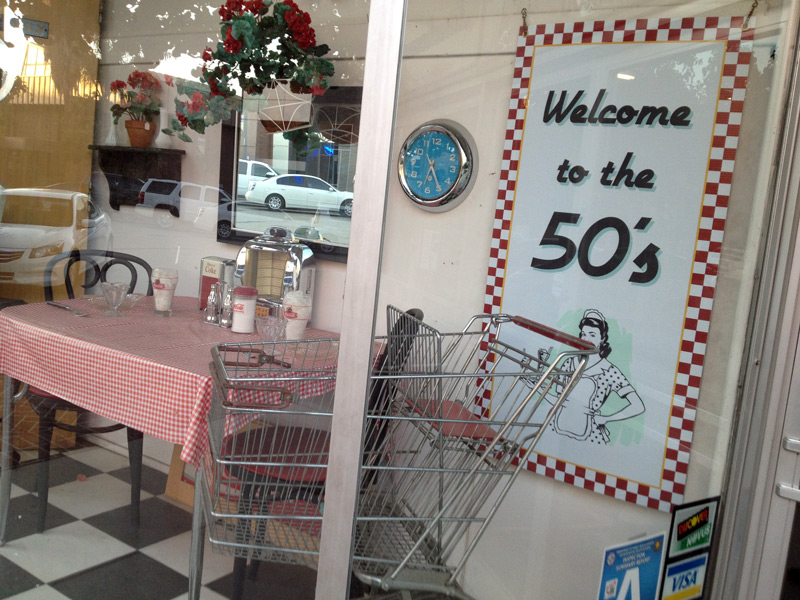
[[110, 70, 162, 147], [164, 0, 334, 147]]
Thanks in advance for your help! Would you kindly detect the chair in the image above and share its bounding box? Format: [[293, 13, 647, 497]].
[[218, 307, 424, 600], [27, 249, 153, 532]]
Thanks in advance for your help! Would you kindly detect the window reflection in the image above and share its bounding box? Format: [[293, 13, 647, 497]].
[[0, 189, 108, 287], [225, 86, 361, 259]]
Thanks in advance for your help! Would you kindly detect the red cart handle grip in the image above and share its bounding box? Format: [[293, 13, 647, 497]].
[[512, 315, 595, 351]]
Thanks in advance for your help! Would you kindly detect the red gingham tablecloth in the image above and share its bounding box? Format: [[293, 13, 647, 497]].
[[0, 296, 337, 465]]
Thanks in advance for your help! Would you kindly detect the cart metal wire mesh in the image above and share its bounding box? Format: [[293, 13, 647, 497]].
[[199, 337, 341, 569], [190, 307, 595, 600], [352, 306, 597, 599]]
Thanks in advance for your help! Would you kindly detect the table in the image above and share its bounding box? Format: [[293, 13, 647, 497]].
[[0, 296, 336, 544]]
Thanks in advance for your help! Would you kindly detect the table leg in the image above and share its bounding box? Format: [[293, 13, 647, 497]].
[[0, 375, 15, 545], [188, 471, 206, 600]]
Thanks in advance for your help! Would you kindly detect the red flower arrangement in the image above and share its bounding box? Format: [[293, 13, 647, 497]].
[[109, 70, 162, 123], [164, 0, 334, 143]]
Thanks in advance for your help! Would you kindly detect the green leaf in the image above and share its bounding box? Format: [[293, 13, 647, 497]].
[[231, 15, 256, 42], [311, 44, 330, 57]]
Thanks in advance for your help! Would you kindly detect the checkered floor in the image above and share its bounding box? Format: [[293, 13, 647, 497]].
[[0, 445, 318, 600]]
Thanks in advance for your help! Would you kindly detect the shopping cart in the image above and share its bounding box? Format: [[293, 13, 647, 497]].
[[353, 306, 597, 599], [187, 307, 595, 600], [191, 336, 341, 600]]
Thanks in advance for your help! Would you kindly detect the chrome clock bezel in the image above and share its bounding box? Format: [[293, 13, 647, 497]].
[[398, 121, 476, 212]]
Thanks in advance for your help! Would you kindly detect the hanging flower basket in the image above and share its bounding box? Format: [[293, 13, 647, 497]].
[[244, 79, 314, 133], [163, 0, 334, 145]]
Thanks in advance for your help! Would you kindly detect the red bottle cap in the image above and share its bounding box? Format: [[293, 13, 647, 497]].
[[233, 286, 258, 296]]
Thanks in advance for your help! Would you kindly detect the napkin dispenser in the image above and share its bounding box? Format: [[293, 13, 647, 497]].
[[234, 226, 315, 314], [199, 256, 236, 310]]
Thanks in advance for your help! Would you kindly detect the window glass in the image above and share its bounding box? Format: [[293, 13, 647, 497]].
[[229, 86, 361, 256], [146, 180, 177, 195], [374, 2, 795, 599], [305, 177, 330, 191], [251, 163, 272, 178], [1, 194, 73, 227], [280, 175, 305, 187], [0, 1, 366, 307]]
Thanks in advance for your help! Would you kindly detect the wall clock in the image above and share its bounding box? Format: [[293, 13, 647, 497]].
[[398, 120, 477, 212]]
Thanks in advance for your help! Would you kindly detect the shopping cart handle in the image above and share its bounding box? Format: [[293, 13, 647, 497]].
[[512, 315, 595, 351]]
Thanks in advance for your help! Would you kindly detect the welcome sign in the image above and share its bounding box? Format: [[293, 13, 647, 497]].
[[485, 18, 752, 511]]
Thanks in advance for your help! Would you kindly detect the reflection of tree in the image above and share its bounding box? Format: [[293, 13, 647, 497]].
[[101, 2, 348, 76], [652, 49, 717, 103], [7, 0, 100, 99], [44, 34, 100, 99], [1, 1, 100, 189]]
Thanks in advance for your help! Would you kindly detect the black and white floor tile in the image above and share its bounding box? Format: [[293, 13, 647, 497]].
[[0, 445, 318, 600]]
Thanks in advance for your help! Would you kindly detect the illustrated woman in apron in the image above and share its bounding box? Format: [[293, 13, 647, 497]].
[[551, 309, 645, 444]]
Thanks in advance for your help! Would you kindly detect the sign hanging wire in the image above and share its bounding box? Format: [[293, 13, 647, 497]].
[[744, 0, 758, 30], [521, 8, 528, 36]]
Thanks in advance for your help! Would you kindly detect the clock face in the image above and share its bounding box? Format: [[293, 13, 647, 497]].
[[398, 123, 474, 211]]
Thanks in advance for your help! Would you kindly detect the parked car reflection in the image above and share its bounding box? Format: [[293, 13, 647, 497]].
[[137, 180, 235, 239], [244, 174, 353, 217], [106, 173, 146, 210], [293, 225, 336, 254], [237, 159, 278, 199], [0, 188, 112, 285]]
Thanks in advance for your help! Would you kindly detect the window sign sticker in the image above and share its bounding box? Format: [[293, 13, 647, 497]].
[[661, 553, 708, 600], [667, 497, 719, 560], [598, 533, 666, 600]]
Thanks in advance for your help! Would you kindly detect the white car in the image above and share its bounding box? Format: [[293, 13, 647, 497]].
[[245, 174, 353, 217], [140, 180, 235, 239], [237, 159, 278, 198], [0, 188, 112, 286]]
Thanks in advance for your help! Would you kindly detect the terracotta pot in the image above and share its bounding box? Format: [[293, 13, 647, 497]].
[[259, 119, 309, 133], [125, 120, 155, 148]]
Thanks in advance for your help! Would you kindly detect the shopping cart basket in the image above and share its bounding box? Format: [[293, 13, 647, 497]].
[[192, 336, 341, 600], [353, 306, 597, 599]]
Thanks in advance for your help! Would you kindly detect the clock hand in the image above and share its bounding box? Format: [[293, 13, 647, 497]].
[[427, 155, 441, 188], [423, 164, 433, 183]]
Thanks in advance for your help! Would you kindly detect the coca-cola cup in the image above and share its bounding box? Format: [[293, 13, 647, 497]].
[[283, 290, 312, 340], [151, 268, 178, 316]]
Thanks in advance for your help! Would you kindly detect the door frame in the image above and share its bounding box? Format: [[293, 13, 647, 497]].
[[713, 7, 800, 598]]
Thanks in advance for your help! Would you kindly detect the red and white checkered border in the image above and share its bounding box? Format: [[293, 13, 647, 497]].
[[484, 17, 753, 512]]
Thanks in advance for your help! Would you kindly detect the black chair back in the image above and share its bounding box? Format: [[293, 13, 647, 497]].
[[360, 307, 424, 490], [43, 249, 153, 300]]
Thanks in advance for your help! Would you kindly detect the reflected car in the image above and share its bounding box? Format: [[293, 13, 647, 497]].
[[293, 225, 338, 254], [137, 178, 182, 217], [245, 174, 354, 217], [216, 197, 235, 239], [43, 172, 145, 211], [0, 188, 112, 285], [143, 181, 235, 239], [105, 173, 146, 210], [237, 159, 278, 198]]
